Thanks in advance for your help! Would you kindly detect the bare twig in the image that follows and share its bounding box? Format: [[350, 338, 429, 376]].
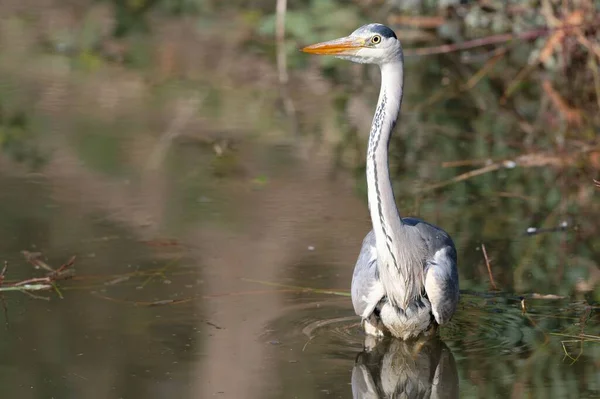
[[590, 54, 600, 111], [0, 261, 7, 285], [13, 277, 56, 287], [503, 10, 587, 102], [403, 19, 599, 57], [481, 244, 498, 290], [19, 289, 51, 301], [420, 163, 502, 191], [520, 297, 527, 313], [53, 255, 76, 277], [541, 80, 583, 126], [561, 340, 583, 364], [424, 148, 598, 192], [0, 284, 52, 292], [461, 47, 508, 91], [91, 292, 193, 307], [553, 331, 600, 365], [242, 278, 351, 297], [442, 158, 493, 168], [0, 254, 77, 296]]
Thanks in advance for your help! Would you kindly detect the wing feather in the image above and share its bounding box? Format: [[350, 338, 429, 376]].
[[401, 218, 459, 325], [351, 231, 385, 319], [424, 246, 459, 325]]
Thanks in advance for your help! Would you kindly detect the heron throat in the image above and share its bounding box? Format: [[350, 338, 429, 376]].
[[365, 61, 423, 309]]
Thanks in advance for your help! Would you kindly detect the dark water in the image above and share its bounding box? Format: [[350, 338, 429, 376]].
[[0, 145, 598, 398]]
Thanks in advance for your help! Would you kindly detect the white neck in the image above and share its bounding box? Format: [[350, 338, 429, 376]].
[[365, 61, 422, 308]]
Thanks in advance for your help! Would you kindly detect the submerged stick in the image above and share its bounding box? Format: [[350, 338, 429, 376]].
[[0, 284, 52, 292], [0, 254, 77, 297], [242, 278, 351, 297], [481, 243, 498, 291]]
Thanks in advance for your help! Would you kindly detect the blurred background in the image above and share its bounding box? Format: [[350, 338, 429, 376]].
[[0, 0, 599, 398]]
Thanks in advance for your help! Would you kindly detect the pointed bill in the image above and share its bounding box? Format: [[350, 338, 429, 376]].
[[301, 36, 365, 55]]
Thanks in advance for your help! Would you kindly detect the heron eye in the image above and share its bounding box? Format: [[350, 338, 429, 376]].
[[371, 35, 382, 45]]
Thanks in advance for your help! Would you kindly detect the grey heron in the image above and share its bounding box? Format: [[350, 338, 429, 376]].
[[302, 23, 459, 340]]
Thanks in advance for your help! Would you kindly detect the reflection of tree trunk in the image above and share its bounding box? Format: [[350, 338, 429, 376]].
[[3, 136, 370, 397], [190, 149, 369, 398]]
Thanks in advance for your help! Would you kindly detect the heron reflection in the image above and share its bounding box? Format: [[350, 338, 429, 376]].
[[352, 336, 458, 399]]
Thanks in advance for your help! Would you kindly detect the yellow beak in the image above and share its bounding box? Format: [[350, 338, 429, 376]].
[[301, 36, 365, 55]]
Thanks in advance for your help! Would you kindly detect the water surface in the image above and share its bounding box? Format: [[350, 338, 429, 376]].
[[0, 142, 598, 398]]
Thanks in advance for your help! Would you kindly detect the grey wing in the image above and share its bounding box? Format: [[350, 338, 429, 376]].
[[431, 342, 460, 399], [424, 244, 459, 324], [405, 218, 460, 325], [351, 364, 380, 399], [351, 231, 385, 319]]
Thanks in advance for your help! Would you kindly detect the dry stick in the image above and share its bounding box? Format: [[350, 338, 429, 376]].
[[53, 255, 76, 277], [13, 277, 55, 287], [503, 11, 589, 102], [461, 47, 508, 91], [0, 284, 51, 292], [0, 262, 7, 285], [425, 146, 596, 192], [419, 163, 502, 192], [442, 159, 493, 168], [139, 255, 181, 288], [19, 289, 51, 301], [481, 244, 498, 291], [91, 289, 311, 308], [502, 62, 538, 103], [4, 254, 77, 293], [242, 278, 351, 297], [576, 31, 600, 61], [403, 19, 599, 57]]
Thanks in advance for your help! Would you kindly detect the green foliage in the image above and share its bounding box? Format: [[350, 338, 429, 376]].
[[258, 0, 363, 68], [71, 124, 128, 176]]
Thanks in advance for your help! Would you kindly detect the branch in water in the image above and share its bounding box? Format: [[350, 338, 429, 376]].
[[0, 254, 76, 293]]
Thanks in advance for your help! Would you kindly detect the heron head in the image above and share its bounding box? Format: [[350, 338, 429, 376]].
[[301, 23, 402, 65]]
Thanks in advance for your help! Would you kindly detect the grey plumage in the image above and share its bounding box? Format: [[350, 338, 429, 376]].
[[302, 23, 459, 340], [351, 337, 459, 398], [352, 219, 459, 339], [353, 24, 397, 39]]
